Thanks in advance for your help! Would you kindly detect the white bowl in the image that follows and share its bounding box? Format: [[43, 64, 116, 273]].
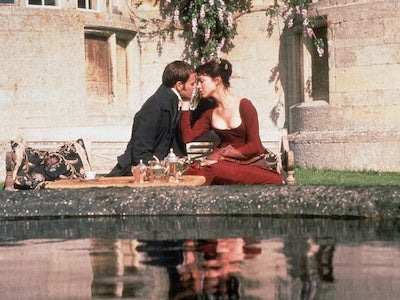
[[85, 171, 96, 180]]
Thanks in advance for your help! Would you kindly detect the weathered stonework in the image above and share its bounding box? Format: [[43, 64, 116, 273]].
[[288, 0, 400, 172], [1, 0, 399, 181]]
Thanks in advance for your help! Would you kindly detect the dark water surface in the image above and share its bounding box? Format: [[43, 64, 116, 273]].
[[0, 216, 399, 299]]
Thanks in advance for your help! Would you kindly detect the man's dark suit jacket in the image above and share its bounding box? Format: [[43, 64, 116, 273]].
[[108, 85, 185, 176]]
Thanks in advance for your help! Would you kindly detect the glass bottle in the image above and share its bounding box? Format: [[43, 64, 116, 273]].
[[137, 159, 147, 183], [165, 148, 179, 181]]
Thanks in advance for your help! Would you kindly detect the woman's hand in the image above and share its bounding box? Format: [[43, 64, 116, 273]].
[[204, 159, 219, 166], [219, 145, 247, 159], [206, 145, 247, 163], [207, 152, 222, 161], [181, 99, 191, 111]]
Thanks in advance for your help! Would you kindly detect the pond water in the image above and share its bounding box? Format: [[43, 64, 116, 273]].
[[0, 216, 399, 299]]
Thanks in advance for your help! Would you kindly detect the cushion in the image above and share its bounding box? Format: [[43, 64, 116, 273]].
[[11, 139, 91, 189]]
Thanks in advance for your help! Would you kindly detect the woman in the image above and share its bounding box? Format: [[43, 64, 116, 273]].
[[180, 59, 283, 185]]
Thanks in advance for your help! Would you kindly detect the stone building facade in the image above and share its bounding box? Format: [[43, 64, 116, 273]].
[[288, 0, 400, 172], [0, 0, 399, 180]]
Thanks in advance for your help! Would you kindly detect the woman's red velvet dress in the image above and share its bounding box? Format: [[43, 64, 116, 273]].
[[181, 98, 282, 185]]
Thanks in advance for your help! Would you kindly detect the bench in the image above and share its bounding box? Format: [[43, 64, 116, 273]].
[[14, 126, 131, 174], [3, 127, 294, 190], [185, 128, 295, 185]]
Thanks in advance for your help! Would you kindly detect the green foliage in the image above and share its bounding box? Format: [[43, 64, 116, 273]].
[[266, 0, 325, 56], [160, 0, 252, 66], [130, 1, 325, 65], [155, 0, 325, 65]]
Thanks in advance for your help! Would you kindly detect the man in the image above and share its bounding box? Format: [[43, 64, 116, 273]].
[[108, 61, 196, 176]]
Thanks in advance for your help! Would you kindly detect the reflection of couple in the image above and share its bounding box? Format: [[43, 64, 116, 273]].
[[177, 239, 248, 297], [108, 59, 282, 185], [138, 238, 261, 299]]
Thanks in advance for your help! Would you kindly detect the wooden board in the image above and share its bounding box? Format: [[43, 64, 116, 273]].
[[43, 175, 206, 189]]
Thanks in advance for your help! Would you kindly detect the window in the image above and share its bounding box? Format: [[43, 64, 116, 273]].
[[28, 0, 59, 6], [290, 18, 329, 104], [84, 33, 129, 103], [85, 34, 112, 103], [311, 25, 329, 101], [84, 27, 135, 104], [115, 39, 129, 102], [0, 0, 15, 4], [77, 0, 98, 10]]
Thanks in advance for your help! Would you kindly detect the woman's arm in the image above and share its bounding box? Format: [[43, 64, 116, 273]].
[[180, 108, 213, 143], [234, 99, 264, 157]]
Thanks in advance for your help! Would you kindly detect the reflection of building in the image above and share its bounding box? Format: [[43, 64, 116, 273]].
[[0, 237, 399, 298], [0, 239, 93, 299], [240, 240, 288, 299], [334, 244, 400, 300], [89, 239, 169, 298]]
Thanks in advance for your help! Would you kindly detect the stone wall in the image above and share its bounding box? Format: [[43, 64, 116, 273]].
[[288, 0, 400, 171], [0, 1, 138, 178]]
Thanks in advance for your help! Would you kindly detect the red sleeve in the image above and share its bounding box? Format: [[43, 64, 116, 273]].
[[235, 99, 264, 156], [180, 109, 213, 143]]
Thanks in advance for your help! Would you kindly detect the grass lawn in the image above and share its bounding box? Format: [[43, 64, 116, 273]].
[[294, 168, 400, 186], [1, 168, 399, 189]]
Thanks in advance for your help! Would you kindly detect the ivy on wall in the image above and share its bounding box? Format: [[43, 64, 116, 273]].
[[128, 0, 325, 66]]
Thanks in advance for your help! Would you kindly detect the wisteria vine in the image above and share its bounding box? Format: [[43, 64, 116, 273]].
[[267, 0, 325, 57], [129, 1, 325, 66], [160, 0, 252, 66]]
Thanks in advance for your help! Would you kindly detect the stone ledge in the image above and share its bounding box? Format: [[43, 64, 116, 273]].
[[290, 101, 400, 132], [288, 130, 400, 171], [289, 130, 400, 143], [1, 185, 399, 220], [17, 126, 132, 143], [0, 215, 395, 242]]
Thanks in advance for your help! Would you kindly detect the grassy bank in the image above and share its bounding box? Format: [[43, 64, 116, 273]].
[[1, 168, 399, 190], [294, 168, 400, 186]]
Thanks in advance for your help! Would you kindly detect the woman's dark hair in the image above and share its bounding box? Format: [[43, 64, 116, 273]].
[[162, 60, 194, 88], [195, 59, 232, 88]]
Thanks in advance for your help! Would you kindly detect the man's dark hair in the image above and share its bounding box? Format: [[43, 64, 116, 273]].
[[162, 61, 194, 88]]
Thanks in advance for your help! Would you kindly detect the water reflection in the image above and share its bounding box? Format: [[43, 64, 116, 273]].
[[137, 238, 261, 299], [0, 216, 399, 299]]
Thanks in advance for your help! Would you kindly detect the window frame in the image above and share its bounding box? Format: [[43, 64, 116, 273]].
[[77, 0, 98, 10], [27, 0, 60, 7], [291, 17, 329, 104], [0, 0, 15, 5]]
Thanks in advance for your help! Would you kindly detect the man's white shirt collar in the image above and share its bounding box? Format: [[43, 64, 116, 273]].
[[171, 88, 182, 109]]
